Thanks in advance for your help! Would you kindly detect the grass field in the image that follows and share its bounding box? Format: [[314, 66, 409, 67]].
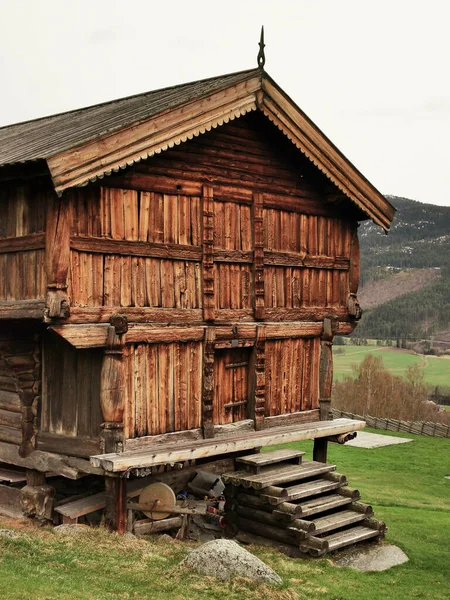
[[1, 431, 449, 600], [333, 345, 450, 387]]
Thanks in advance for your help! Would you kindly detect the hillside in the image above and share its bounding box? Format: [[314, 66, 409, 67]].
[[355, 196, 450, 342], [360, 196, 450, 279]]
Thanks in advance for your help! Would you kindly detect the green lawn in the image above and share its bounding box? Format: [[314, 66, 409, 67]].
[[333, 345, 450, 387], [1, 431, 449, 599]]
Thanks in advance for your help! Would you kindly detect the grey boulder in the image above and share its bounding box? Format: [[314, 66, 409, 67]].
[[181, 539, 282, 584]]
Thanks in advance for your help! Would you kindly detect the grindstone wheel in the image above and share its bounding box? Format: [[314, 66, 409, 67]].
[[138, 482, 176, 520]]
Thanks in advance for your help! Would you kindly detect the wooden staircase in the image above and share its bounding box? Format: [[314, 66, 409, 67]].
[[223, 449, 385, 557]]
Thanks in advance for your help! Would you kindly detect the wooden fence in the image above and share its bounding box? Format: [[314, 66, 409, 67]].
[[332, 409, 450, 438]]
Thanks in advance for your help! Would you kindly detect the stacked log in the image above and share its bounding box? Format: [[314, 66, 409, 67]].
[[223, 451, 386, 557]]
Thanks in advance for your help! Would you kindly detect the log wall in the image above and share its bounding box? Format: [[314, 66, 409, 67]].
[[0, 324, 42, 454]]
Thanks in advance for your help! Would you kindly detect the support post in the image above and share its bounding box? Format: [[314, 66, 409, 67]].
[[319, 317, 334, 421], [104, 474, 127, 533]]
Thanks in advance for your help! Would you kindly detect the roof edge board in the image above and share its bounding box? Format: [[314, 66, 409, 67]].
[[47, 76, 262, 194]]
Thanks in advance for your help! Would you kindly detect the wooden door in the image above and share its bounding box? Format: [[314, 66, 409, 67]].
[[213, 348, 251, 425]]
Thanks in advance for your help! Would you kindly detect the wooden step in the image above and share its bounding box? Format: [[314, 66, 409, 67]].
[[323, 526, 381, 553], [236, 449, 304, 473], [262, 478, 344, 504], [311, 510, 366, 535], [223, 460, 336, 489], [293, 494, 353, 517]]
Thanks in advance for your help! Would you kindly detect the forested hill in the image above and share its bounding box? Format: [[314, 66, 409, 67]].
[[355, 196, 450, 342], [359, 195, 450, 279]]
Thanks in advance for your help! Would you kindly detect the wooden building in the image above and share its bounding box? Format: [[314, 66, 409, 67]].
[[0, 65, 395, 529]]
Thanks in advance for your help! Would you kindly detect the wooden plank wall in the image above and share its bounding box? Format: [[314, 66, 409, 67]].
[[40, 333, 102, 440], [264, 211, 351, 310], [124, 341, 202, 437], [0, 184, 48, 300], [264, 337, 320, 416], [68, 188, 202, 309]]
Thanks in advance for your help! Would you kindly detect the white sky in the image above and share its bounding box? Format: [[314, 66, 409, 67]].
[[1, 0, 449, 207]]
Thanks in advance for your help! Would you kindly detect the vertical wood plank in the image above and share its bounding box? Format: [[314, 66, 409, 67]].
[[45, 194, 72, 318]]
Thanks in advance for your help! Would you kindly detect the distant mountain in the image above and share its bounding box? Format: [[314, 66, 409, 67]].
[[360, 195, 450, 279], [354, 196, 450, 342]]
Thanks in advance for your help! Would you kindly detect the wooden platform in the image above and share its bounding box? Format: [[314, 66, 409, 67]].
[[90, 418, 365, 472]]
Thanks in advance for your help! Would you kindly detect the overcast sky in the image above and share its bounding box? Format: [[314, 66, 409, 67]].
[[1, 0, 449, 207]]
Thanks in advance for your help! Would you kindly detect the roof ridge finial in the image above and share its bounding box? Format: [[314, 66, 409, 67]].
[[257, 26, 265, 68]]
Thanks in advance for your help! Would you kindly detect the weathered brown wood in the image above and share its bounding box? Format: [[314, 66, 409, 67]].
[[0, 440, 93, 479], [263, 307, 349, 321], [261, 477, 344, 505], [0, 233, 46, 253], [71, 236, 202, 261], [202, 186, 215, 321], [338, 486, 361, 501], [134, 516, 183, 536], [310, 510, 366, 535], [104, 475, 127, 533], [319, 317, 333, 421], [224, 460, 335, 490], [233, 514, 299, 546], [236, 448, 304, 469], [99, 319, 127, 453], [0, 408, 22, 429], [264, 410, 320, 428], [234, 503, 313, 535], [66, 307, 204, 324], [45, 195, 71, 319], [253, 192, 264, 320], [91, 418, 365, 472], [0, 300, 46, 320], [202, 327, 215, 438], [0, 424, 22, 444], [36, 433, 100, 458], [0, 483, 23, 518], [26, 468, 46, 486]]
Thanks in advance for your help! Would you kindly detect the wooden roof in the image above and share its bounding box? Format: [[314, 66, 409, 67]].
[[0, 67, 395, 230]]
